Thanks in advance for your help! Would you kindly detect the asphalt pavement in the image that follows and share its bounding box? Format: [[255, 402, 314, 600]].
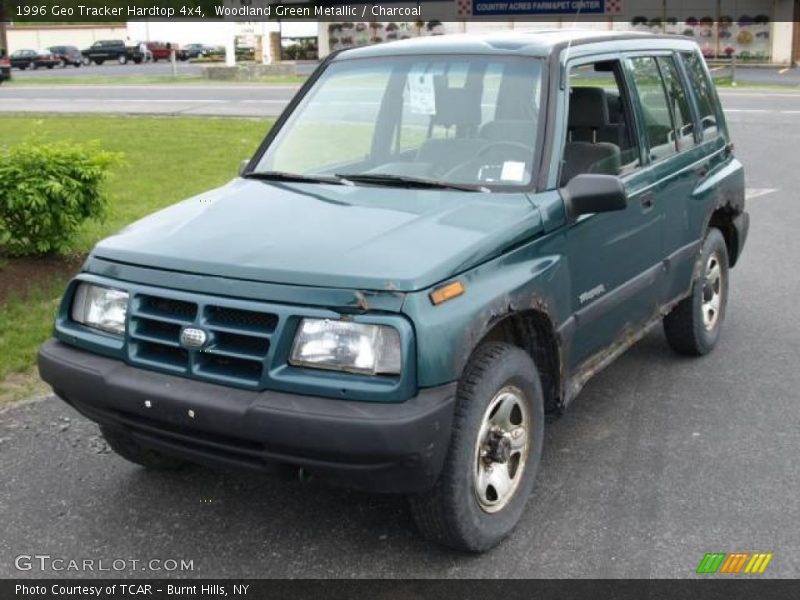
[[0, 83, 300, 117], [1, 90, 799, 579], [2, 81, 800, 119]]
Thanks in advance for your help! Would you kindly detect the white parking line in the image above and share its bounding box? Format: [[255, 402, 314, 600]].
[[239, 100, 293, 104], [745, 188, 778, 200]]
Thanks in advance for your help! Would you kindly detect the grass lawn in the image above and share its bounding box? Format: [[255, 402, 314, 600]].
[[0, 114, 274, 404]]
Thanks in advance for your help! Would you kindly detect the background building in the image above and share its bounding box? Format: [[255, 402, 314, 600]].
[[317, 0, 800, 65]]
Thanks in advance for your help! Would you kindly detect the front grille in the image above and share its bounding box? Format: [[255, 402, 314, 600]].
[[128, 292, 278, 388]]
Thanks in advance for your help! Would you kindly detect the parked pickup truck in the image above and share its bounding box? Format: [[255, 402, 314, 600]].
[[81, 40, 143, 65], [40, 31, 748, 553]]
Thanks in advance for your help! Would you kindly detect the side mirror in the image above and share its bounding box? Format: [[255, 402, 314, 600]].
[[239, 159, 250, 177], [561, 174, 628, 219]]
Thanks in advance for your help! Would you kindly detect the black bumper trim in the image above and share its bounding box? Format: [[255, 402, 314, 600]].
[[39, 339, 456, 493], [731, 211, 750, 267]]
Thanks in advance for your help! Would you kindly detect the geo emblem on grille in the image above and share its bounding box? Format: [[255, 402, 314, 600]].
[[179, 327, 208, 349]]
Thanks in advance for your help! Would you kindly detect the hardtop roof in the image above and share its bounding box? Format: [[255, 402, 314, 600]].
[[334, 30, 699, 61]]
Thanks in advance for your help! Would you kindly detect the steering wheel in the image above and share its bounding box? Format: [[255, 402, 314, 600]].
[[476, 141, 532, 158], [443, 141, 533, 182]]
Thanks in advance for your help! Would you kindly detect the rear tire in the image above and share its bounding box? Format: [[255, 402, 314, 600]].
[[101, 426, 189, 470], [663, 228, 729, 356], [118, 54, 128, 65], [409, 342, 544, 552]]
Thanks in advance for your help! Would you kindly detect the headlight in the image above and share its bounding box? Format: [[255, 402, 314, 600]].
[[290, 319, 402, 375], [71, 283, 129, 335]]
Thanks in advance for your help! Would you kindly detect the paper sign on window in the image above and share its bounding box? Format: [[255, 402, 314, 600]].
[[408, 72, 436, 115]]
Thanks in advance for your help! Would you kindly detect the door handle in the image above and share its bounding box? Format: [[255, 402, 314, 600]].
[[640, 193, 656, 213]]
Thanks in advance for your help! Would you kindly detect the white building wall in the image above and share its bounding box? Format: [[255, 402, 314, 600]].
[[7, 26, 128, 52]]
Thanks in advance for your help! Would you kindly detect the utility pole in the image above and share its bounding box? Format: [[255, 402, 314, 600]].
[[0, 2, 9, 54]]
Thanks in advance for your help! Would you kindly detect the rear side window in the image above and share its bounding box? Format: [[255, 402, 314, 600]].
[[657, 56, 696, 151], [681, 52, 720, 139], [628, 56, 676, 161]]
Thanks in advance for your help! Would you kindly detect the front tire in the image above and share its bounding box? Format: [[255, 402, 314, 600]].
[[663, 228, 730, 356], [101, 426, 189, 470], [409, 342, 544, 552]]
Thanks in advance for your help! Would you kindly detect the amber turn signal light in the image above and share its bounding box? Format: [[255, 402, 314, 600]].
[[430, 281, 465, 305]]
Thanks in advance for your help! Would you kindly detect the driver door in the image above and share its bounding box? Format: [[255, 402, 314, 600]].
[[560, 57, 664, 369]]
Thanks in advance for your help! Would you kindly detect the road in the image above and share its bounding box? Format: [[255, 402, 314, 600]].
[[1, 93, 799, 580], [0, 83, 300, 117], [2, 82, 800, 119]]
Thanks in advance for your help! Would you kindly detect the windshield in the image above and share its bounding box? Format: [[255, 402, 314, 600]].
[[254, 55, 543, 189]]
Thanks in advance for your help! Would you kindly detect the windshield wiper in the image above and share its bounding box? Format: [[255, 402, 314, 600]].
[[335, 173, 489, 193], [243, 170, 346, 185]]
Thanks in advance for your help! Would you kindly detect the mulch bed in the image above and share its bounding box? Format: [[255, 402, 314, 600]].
[[0, 254, 85, 306]]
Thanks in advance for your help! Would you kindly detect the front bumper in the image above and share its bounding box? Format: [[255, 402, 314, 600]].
[[39, 339, 456, 493]]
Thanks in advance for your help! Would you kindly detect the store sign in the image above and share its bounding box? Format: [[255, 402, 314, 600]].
[[458, 0, 624, 17]]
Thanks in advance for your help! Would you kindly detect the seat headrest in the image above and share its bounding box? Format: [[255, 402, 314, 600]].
[[568, 87, 610, 129], [431, 75, 482, 130]]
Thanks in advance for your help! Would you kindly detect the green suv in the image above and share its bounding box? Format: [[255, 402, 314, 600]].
[[39, 31, 748, 552]]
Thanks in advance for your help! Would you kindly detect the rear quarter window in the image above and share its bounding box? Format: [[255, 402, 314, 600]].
[[680, 52, 721, 140]]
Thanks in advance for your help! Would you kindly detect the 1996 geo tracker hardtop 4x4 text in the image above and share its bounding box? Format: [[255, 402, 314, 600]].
[[39, 30, 749, 552]]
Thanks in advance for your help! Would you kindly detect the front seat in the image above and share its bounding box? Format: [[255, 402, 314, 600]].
[[561, 87, 622, 185], [561, 142, 621, 185]]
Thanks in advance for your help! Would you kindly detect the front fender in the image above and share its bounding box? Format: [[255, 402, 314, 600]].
[[402, 236, 570, 388]]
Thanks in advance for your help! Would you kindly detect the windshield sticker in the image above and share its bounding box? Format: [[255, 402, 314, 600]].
[[408, 72, 436, 115], [500, 161, 526, 182]]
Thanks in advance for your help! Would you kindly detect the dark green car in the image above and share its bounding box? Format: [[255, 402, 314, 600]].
[[39, 31, 748, 552]]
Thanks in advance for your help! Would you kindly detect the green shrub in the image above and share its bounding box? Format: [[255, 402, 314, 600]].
[[0, 140, 122, 256]]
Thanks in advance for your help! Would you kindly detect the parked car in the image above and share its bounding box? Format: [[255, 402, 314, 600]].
[[47, 45, 83, 68], [144, 41, 185, 62], [10, 48, 59, 70], [81, 40, 143, 65], [182, 43, 217, 59], [39, 31, 748, 553], [235, 46, 256, 61], [0, 48, 10, 83]]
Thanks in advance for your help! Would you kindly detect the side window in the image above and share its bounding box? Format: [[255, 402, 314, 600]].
[[681, 51, 720, 139], [628, 56, 677, 161], [657, 56, 696, 151], [560, 60, 641, 186]]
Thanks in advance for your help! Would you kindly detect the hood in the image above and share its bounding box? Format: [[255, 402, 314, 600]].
[[92, 179, 542, 292]]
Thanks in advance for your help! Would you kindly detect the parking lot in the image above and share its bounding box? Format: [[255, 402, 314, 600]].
[[0, 81, 798, 577]]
